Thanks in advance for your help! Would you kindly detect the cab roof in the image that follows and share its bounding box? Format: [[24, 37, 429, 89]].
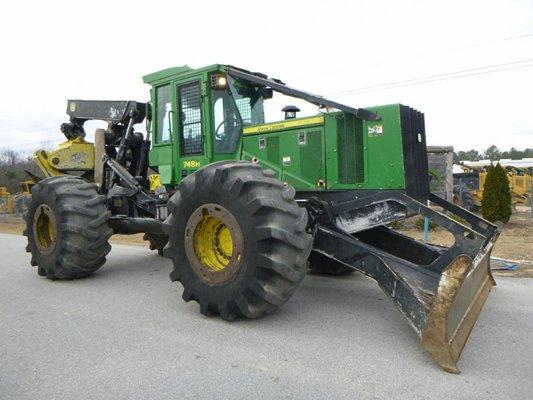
[[142, 64, 225, 85]]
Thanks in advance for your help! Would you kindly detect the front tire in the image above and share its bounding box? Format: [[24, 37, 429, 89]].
[[163, 161, 312, 320], [24, 176, 112, 280]]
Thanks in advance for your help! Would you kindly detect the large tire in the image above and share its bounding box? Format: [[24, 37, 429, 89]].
[[24, 176, 112, 280], [163, 161, 312, 320], [143, 233, 168, 256], [308, 250, 354, 275]]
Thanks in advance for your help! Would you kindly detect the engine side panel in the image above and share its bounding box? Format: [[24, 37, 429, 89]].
[[242, 105, 412, 192]]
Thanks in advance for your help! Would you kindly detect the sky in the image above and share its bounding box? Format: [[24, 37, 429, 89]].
[[1, 0, 532, 154]]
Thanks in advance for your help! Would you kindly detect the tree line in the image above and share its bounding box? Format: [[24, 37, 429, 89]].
[[454, 145, 533, 163], [0, 149, 42, 193]]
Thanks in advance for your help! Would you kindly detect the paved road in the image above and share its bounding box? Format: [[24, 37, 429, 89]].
[[1, 233, 532, 400]]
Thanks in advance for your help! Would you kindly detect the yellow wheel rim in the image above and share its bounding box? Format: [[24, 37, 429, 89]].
[[185, 204, 244, 285], [193, 211, 234, 271], [33, 204, 57, 255]]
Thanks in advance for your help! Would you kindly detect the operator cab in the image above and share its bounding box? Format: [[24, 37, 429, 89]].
[[143, 64, 379, 186]]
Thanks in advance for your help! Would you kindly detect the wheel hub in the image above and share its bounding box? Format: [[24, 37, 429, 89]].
[[185, 204, 244, 285], [33, 204, 57, 255]]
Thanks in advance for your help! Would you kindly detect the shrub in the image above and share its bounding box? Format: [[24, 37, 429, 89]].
[[481, 163, 512, 223], [387, 220, 405, 230], [415, 216, 438, 231]]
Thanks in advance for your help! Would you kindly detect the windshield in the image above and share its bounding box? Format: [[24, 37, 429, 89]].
[[227, 74, 320, 124], [228, 76, 265, 125]]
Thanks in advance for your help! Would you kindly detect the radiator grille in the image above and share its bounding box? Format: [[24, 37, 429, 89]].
[[337, 114, 363, 184]]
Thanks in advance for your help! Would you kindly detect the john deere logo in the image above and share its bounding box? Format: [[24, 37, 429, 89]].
[[69, 102, 76, 112], [368, 124, 383, 137]]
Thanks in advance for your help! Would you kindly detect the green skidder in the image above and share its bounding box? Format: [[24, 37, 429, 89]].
[[24, 64, 503, 372], [481, 163, 512, 223]]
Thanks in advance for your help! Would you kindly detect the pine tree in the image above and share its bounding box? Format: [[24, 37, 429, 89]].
[[481, 163, 512, 223]]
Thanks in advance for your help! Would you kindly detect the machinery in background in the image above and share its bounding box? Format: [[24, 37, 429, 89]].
[[11, 180, 35, 215], [0, 187, 13, 214], [0, 179, 38, 216], [454, 162, 532, 211]]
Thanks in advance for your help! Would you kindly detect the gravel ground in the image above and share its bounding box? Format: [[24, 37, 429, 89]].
[[1, 233, 532, 400]]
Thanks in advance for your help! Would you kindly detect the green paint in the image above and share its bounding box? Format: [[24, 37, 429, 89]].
[[145, 64, 411, 192]]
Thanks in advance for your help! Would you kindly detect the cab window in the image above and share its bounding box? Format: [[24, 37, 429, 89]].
[[228, 76, 265, 125], [178, 82, 203, 155], [155, 85, 171, 142]]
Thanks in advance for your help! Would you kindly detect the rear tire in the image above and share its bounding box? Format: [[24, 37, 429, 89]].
[[163, 161, 312, 320], [24, 176, 112, 280]]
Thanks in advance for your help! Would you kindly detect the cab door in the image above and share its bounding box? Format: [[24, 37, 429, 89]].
[[173, 78, 210, 180], [149, 84, 174, 184]]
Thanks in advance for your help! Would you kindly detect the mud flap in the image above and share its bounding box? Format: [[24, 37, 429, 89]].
[[309, 191, 500, 373]]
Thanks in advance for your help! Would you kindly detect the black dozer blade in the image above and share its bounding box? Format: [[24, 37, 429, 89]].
[[309, 191, 500, 373]]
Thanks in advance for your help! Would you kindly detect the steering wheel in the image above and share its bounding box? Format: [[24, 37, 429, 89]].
[[215, 116, 238, 141]]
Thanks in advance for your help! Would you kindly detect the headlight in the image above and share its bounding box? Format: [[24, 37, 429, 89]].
[[210, 74, 228, 90]]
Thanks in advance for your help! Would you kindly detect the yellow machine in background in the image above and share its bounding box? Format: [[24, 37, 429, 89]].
[[507, 169, 533, 206], [12, 180, 35, 214], [0, 181, 36, 215], [0, 187, 14, 214], [454, 165, 532, 211], [477, 168, 532, 207]]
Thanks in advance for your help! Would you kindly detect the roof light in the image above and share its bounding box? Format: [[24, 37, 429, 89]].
[[210, 74, 228, 90]]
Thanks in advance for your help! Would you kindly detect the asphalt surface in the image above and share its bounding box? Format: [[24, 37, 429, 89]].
[[1, 233, 532, 400]]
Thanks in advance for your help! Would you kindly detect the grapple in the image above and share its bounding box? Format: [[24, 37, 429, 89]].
[[308, 191, 500, 373]]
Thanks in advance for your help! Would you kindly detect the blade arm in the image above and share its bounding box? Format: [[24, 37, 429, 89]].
[[226, 67, 381, 121]]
